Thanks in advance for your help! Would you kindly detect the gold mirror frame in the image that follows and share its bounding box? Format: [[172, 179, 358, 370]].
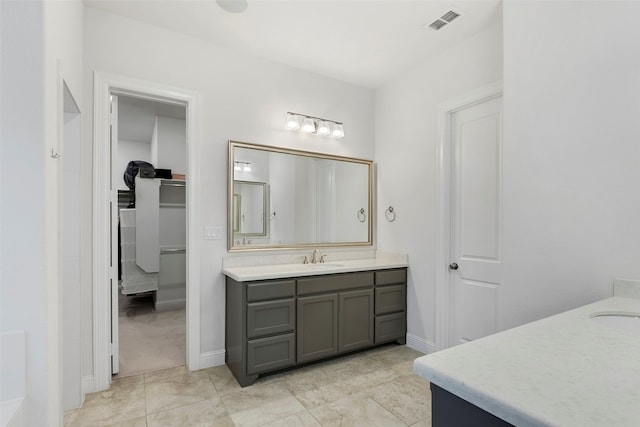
[[228, 140, 374, 251]]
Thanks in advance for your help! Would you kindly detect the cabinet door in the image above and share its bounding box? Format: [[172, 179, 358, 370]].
[[297, 294, 338, 363], [339, 289, 374, 353]]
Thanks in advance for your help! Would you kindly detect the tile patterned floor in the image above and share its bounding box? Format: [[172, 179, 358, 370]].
[[64, 345, 432, 427]]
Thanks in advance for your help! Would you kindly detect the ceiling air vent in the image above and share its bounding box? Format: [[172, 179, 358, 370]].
[[424, 10, 462, 31], [428, 19, 447, 31], [441, 10, 460, 23]]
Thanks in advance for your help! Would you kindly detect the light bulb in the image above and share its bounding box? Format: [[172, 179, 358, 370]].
[[317, 121, 331, 136], [234, 162, 241, 171], [302, 117, 316, 133], [331, 123, 344, 139], [285, 113, 300, 130], [243, 163, 251, 172]]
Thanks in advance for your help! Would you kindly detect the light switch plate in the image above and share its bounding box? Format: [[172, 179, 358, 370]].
[[204, 226, 222, 240]]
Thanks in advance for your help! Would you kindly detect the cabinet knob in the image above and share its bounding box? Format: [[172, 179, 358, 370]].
[[449, 263, 459, 270]]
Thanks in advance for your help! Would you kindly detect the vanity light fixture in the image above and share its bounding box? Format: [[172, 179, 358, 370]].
[[234, 161, 251, 172], [285, 113, 300, 130], [301, 117, 316, 133], [285, 112, 344, 139]]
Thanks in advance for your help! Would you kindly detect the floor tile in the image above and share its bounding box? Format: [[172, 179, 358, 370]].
[[73, 383, 146, 427], [146, 397, 229, 427], [145, 376, 218, 414], [220, 381, 296, 414], [261, 410, 321, 426], [102, 417, 148, 427], [368, 374, 431, 425], [204, 364, 244, 396], [65, 345, 431, 427], [310, 392, 406, 426]]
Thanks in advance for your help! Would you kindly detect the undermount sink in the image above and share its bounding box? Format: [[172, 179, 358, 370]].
[[591, 312, 640, 337]]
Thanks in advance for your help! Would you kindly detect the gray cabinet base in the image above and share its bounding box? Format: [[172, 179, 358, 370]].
[[431, 384, 513, 427]]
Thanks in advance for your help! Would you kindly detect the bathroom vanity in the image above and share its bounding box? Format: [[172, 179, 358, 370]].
[[414, 281, 640, 426], [223, 258, 407, 386]]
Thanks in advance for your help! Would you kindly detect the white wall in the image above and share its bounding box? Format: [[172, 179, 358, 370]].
[[1, 0, 83, 424], [376, 0, 640, 351], [156, 116, 186, 175], [82, 7, 374, 379], [500, 1, 640, 328], [375, 19, 503, 350]]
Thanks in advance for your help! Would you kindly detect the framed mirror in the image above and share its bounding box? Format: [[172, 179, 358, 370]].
[[228, 141, 373, 251]]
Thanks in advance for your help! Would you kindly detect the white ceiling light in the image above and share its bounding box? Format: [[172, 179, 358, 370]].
[[216, 0, 248, 14], [285, 112, 344, 139]]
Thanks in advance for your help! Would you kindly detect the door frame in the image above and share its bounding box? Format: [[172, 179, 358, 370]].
[[434, 81, 502, 351], [92, 71, 201, 391]]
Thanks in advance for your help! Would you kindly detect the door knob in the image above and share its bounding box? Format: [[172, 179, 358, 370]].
[[449, 263, 459, 270]]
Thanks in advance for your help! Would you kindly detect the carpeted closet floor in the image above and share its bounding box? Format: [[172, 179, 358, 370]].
[[115, 292, 186, 378]]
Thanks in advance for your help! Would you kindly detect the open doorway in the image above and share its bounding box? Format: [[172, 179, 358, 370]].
[[92, 72, 201, 392], [112, 94, 187, 378]]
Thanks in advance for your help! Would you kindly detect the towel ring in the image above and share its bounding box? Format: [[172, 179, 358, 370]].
[[385, 206, 396, 222], [357, 208, 366, 223]]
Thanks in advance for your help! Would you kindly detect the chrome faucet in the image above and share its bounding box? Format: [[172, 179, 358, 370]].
[[311, 249, 322, 264]]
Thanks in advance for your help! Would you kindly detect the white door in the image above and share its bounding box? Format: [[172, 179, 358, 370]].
[[449, 96, 503, 346], [110, 95, 120, 374]]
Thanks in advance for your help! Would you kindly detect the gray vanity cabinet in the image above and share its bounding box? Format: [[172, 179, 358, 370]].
[[225, 268, 406, 386], [226, 277, 296, 386], [374, 269, 407, 344], [297, 272, 374, 363]]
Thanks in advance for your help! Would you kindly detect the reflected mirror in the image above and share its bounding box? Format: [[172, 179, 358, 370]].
[[228, 141, 373, 250], [233, 181, 267, 236]]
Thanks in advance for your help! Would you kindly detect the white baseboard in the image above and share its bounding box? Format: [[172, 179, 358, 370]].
[[198, 349, 226, 370], [82, 375, 95, 395], [406, 333, 435, 355]]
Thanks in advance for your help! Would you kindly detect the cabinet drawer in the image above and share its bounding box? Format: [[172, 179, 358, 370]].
[[247, 299, 295, 339], [375, 285, 406, 315], [297, 272, 374, 295], [247, 280, 295, 302], [247, 333, 295, 375], [375, 269, 406, 286], [375, 312, 406, 344]]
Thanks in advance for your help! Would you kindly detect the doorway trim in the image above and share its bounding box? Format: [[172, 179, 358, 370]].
[[92, 71, 201, 391], [434, 80, 502, 351]]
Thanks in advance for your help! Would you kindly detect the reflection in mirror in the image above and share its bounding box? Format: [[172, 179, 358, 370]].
[[233, 181, 267, 236], [228, 141, 373, 251]]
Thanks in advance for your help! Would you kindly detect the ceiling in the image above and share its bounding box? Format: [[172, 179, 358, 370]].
[[117, 95, 186, 143], [84, 0, 501, 88]]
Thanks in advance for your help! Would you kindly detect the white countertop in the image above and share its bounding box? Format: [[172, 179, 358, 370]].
[[222, 252, 407, 282], [414, 296, 640, 427]]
